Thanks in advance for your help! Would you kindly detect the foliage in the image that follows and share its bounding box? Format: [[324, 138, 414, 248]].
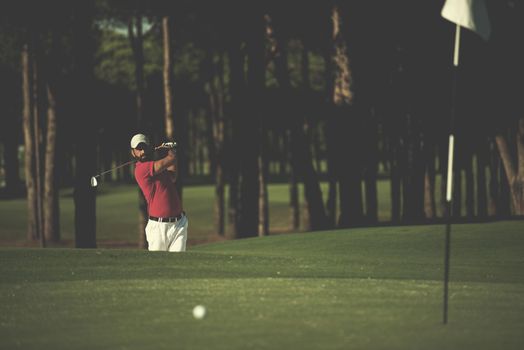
[[1, 0, 523, 237], [0, 23, 21, 73], [95, 29, 136, 88], [0, 15, 22, 121]]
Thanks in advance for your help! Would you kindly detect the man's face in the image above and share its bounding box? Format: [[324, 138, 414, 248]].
[[132, 143, 152, 162]]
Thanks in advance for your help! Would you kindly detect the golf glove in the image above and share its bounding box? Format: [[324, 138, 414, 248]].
[[161, 142, 177, 149]]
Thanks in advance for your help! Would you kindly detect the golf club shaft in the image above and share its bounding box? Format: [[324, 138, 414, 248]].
[[95, 160, 136, 178], [94, 143, 175, 178]]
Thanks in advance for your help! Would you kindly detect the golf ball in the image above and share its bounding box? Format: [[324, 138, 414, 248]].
[[193, 305, 206, 319]]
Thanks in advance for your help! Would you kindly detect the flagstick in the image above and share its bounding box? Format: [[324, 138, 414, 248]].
[[443, 23, 460, 325], [443, 136, 454, 324]]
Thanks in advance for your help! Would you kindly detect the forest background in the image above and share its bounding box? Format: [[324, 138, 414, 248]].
[[0, 0, 523, 248]]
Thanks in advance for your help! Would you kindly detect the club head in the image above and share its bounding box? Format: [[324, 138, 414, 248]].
[[90, 176, 98, 188]]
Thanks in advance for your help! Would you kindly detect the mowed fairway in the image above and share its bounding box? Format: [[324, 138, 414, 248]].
[[0, 181, 394, 246], [1, 221, 524, 350]]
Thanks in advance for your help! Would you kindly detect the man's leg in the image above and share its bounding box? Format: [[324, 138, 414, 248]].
[[145, 220, 168, 251], [168, 216, 188, 252]]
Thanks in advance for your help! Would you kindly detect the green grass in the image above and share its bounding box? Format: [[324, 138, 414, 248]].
[[0, 173, 506, 247], [0, 178, 423, 246], [1, 181, 388, 247], [0, 183, 242, 245], [1, 221, 523, 349]]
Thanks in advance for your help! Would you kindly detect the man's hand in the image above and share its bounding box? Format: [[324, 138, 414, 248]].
[[158, 142, 177, 149]]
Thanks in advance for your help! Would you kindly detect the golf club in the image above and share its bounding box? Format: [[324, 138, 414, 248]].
[[90, 142, 177, 188]]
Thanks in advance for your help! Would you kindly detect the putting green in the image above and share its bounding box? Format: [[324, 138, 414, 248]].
[[1, 221, 523, 349]]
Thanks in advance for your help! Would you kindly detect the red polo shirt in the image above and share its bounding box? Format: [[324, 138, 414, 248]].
[[134, 161, 182, 218]]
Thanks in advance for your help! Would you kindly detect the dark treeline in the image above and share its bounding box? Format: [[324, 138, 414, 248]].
[[0, 0, 523, 247]]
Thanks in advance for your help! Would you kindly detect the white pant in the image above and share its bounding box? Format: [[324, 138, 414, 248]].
[[145, 215, 188, 252]]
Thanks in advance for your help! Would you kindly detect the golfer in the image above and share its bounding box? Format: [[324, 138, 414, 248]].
[[130, 133, 188, 252]]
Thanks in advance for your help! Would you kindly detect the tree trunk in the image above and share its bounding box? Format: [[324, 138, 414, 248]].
[[258, 137, 269, 236], [215, 53, 227, 236], [325, 115, 338, 227], [323, 24, 337, 228], [518, 118, 524, 189], [128, 14, 145, 127], [74, 147, 97, 249], [290, 125, 328, 230], [495, 120, 524, 215], [206, 50, 226, 236], [31, 34, 45, 247], [401, 117, 425, 223], [228, 163, 240, 237], [464, 151, 475, 218], [517, 117, 524, 214], [42, 27, 61, 244], [279, 130, 288, 177], [488, 138, 499, 216], [330, 5, 364, 227], [237, 9, 264, 238], [255, 14, 275, 237], [21, 42, 38, 241], [422, 133, 439, 220], [215, 163, 226, 236], [129, 12, 148, 249], [267, 20, 300, 231], [326, 176, 337, 226], [198, 130, 205, 175], [312, 127, 323, 175], [174, 109, 188, 201], [391, 147, 401, 223], [60, 150, 74, 187], [476, 142, 488, 218], [206, 91, 217, 178], [43, 81, 60, 243], [268, 12, 327, 231], [364, 163, 378, 223], [163, 16, 175, 140], [215, 100, 226, 236], [330, 5, 353, 107], [226, 39, 244, 237], [499, 154, 511, 217], [338, 135, 364, 228], [300, 41, 324, 229], [188, 110, 197, 175], [364, 108, 378, 224], [423, 143, 436, 219], [2, 127, 21, 197], [287, 130, 300, 230], [73, 3, 97, 249]]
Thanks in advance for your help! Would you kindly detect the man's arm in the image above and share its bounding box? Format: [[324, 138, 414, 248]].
[[166, 150, 177, 183], [153, 149, 176, 177]]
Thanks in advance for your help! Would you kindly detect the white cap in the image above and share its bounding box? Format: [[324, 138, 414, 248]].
[[130, 134, 150, 149]]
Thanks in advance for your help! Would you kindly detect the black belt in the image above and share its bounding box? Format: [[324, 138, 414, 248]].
[[149, 212, 185, 223]]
